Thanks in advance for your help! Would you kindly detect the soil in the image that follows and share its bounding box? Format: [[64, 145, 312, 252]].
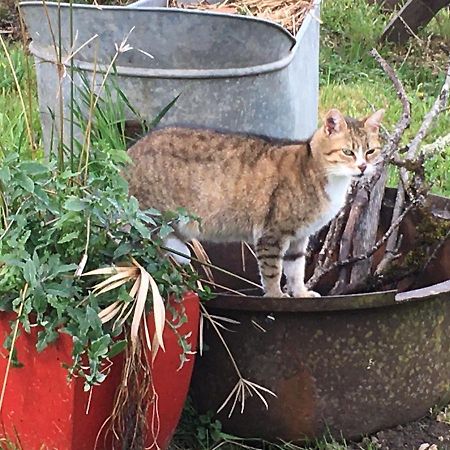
[[348, 414, 450, 450]]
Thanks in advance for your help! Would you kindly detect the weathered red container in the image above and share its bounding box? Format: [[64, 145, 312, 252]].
[[0, 292, 199, 449]]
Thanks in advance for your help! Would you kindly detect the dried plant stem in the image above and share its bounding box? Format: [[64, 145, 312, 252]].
[[0, 35, 34, 154], [80, 27, 135, 183], [200, 303, 276, 417], [405, 58, 450, 163], [377, 56, 450, 275], [160, 244, 262, 290], [0, 284, 28, 413], [199, 278, 247, 297]]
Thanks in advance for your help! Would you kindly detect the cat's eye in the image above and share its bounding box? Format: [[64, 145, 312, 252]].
[[342, 148, 354, 156], [366, 148, 376, 155]]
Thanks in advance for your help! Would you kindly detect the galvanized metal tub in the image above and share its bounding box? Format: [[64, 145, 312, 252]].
[[190, 190, 450, 441], [19, 0, 321, 153]]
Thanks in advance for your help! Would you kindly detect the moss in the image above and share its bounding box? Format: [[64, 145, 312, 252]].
[[380, 206, 450, 288]]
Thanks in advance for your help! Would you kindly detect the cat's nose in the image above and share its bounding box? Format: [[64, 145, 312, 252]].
[[358, 162, 367, 173]]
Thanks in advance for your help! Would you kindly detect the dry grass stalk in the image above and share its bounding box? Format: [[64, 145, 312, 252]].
[[200, 303, 276, 417], [168, 0, 314, 35], [0, 283, 27, 414]]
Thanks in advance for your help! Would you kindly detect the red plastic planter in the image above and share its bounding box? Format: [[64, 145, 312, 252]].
[[0, 292, 199, 449]]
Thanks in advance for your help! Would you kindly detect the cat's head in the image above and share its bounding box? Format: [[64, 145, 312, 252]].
[[312, 108, 385, 178]]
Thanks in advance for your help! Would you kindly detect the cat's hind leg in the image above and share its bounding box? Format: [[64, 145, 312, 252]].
[[254, 233, 290, 297], [283, 237, 320, 298]]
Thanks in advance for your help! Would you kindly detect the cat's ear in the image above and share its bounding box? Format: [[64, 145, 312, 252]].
[[364, 109, 385, 133], [323, 109, 347, 136]]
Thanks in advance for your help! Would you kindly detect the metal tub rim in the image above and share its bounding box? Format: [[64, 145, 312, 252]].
[[20, 1, 321, 79], [27, 42, 298, 79], [205, 280, 450, 313]]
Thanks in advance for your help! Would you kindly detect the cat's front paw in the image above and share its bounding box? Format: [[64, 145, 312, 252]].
[[300, 289, 321, 298], [264, 289, 290, 298], [285, 286, 321, 298]]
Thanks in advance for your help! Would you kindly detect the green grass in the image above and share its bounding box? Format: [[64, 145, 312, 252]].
[[319, 0, 450, 195]]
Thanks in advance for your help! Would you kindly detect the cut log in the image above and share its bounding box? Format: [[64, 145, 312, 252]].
[[381, 0, 450, 44]]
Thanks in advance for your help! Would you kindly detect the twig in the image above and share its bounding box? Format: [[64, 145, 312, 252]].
[[420, 132, 450, 155], [378, 56, 450, 274], [405, 57, 450, 164], [308, 202, 416, 289], [369, 49, 411, 168], [332, 186, 366, 292], [309, 185, 353, 287], [159, 244, 263, 290]]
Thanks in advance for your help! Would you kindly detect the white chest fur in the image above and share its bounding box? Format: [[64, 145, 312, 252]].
[[303, 175, 352, 236]]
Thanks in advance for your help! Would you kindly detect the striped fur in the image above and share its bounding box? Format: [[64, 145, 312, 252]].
[[126, 109, 384, 297]]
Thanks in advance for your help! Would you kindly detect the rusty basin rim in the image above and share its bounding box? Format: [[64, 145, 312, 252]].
[[206, 280, 450, 313]]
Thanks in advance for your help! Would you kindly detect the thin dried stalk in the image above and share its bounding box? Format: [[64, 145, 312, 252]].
[[200, 303, 276, 417], [189, 239, 215, 283], [377, 56, 450, 275], [0, 35, 34, 154], [0, 284, 28, 413]]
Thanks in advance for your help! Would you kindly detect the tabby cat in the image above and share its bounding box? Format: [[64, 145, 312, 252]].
[[126, 108, 384, 298]]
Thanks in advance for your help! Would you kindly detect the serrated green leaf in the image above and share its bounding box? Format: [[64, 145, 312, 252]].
[[23, 259, 37, 285], [16, 173, 34, 193], [19, 162, 49, 176], [113, 242, 132, 259], [86, 306, 101, 331], [90, 334, 111, 358], [0, 166, 11, 183], [57, 231, 79, 244], [64, 197, 88, 212], [107, 339, 127, 358], [36, 328, 59, 352]]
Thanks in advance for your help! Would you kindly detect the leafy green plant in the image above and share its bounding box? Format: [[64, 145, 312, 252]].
[[0, 141, 207, 389], [0, 25, 212, 396]]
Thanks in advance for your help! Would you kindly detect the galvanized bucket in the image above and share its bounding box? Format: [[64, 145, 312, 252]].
[[19, 0, 321, 153]]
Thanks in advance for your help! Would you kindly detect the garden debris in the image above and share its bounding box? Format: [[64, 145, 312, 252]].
[[168, 0, 315, 35]]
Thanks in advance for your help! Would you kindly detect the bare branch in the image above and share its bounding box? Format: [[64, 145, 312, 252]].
[[378, 57, 450, 275], [405, 57, 450, 163], [421, 132, 450, 156], [369, 49, 411, 165], [308, 202, 416, 289]]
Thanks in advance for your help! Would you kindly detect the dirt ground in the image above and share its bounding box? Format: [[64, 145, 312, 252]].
[[347, 414, 450, 450]]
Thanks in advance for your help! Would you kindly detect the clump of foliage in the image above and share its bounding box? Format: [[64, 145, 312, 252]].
[[0, 148, 206, 387], [0, 55, 209, 391]]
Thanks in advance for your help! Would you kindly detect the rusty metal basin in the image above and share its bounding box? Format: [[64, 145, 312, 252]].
[[190, 190, 450, 441]]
